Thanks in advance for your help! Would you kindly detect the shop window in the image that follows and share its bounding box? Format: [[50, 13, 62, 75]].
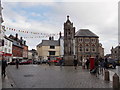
[[50, 46, 55, 49], [49, 51, 55, 55]]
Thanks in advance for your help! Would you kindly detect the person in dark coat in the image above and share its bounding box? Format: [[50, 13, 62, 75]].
[[74, 60, 78, 69], [104, 58, 108, 69], [2, 56, 7, 77], [16, 59, 19, 69], [94, 55, 99, 77], [59, 57, 64, 67], [85, 59, 90, 69]]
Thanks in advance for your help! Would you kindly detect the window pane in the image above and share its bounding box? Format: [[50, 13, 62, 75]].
[[49, 51, 55, 55], [50, 46, 55, 49]]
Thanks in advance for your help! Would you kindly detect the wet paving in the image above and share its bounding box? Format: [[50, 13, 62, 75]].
[[4, 64, 113, 88]]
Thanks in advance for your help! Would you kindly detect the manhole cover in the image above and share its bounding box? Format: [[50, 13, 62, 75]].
[[24, 74, 33, 77]]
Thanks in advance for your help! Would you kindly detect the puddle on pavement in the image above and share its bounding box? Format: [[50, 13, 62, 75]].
[[24, 74, 34, 77]]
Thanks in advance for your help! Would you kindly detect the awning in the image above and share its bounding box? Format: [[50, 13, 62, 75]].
[[0, 51, 12, 56], [0, 51, 4, 55]]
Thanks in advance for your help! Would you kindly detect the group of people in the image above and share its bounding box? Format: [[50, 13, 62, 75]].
[[73, 56, 113, 77], [73, 58, 89, 70], [1, 56, 20, 78]]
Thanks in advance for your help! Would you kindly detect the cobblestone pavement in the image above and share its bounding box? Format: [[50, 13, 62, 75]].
[[3, 64, 113, 88]]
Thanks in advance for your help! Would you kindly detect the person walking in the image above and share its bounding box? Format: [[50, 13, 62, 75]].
[[2, 56, 7, 77], [99, 57, 104, 75], [94, 55, 99, 77], [104, 57, 108, 69], [85, 59, 90, 69], [16, 59, 19, 69], [73, 59, 78, 70], [59, 57, 63, 67]]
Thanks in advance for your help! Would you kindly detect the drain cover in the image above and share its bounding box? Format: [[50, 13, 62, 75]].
[[24, 74, 33, 77]]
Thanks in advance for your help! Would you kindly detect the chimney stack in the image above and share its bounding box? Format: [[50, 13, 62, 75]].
[[51, 36, 54, 40], [49, 37, 52, 40], [16, 33, 18, 38]]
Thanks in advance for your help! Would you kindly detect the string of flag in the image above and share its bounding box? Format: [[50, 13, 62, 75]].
[[23, 35, 55, 39], [2, 25, 63, 36]]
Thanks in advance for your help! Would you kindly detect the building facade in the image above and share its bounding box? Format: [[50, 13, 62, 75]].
[[64, 16, 75, 66], [0, 36, 13, 63], [20, 37, 28, 59], [12, 40, 23, 60], [111, 45, 120, 60], [75, 29, 100, 63], [0, 3, 5, 60], [28, 49, 38, 61], [9, 33, 28, 60], [37, 37, 60, 60], [98, 43, 104, 58], [28, 50, 32, 60]]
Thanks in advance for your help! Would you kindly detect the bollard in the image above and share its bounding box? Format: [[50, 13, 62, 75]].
[[104, 70, 110, 81], [113, 73, 119, 88]]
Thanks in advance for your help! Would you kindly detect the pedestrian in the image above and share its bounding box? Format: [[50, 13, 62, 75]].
[[94, 55, 99, 77], [99, 57, 104, 75], [16, 59, 19, 69], [82, 59, 86, 69], [73, 59, 78, 69], [104, 58, 108, 69], [85, 59, 90, 69], [48, 61, 51, 66], [59, 57, 64, 67], [2, 56, 7, 77]]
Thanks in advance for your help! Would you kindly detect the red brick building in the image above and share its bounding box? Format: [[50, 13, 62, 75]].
[[9, 33, 28, 60], [22, 44, 28, 59], [12, 45, 23, 58]]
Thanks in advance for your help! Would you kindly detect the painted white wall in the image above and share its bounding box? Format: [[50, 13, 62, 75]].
[[28, 51, 32, 59], [60, 38, 64, 57], [3, 38, 12, 54]]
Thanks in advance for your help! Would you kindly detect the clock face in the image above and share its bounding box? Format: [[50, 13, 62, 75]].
[[67, 23, 70, 25]]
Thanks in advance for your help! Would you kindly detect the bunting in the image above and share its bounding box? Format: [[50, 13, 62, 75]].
[[3, 25, 63, 36]]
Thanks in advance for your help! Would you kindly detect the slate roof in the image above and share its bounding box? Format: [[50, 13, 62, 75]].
[[37, 40, 59, 47], [12, 40, 23, 48], [75, 29, 99, 38]]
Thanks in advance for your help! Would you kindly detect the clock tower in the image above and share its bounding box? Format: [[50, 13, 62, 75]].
[[64, 16, 75, 66]]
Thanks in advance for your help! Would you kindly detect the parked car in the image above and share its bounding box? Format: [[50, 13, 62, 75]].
[[107, 59, 116, 69], [19, 60, 32, 65], [115, 59, 120, 66], [41, 60, 48, 64], [36, 60, 42, 64]]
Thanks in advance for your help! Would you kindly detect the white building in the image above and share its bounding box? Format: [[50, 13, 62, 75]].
[[0, 26, 6, 61], [28, 49, 38, 61], [59, 36, 64, 57], [0, 36, 13, 63], [28, 51, 32, 60]]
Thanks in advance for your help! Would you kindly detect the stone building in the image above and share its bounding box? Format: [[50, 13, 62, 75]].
[[37, 37, 60, 60], [98, 43, 104, 58], [64, 16, 75, 66], [28, 49, 38, 61], [111, 45, 120, 60], [75, 29, 100, 63]]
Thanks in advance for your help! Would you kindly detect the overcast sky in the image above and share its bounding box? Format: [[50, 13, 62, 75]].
[[1, 0, 119, 55]]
